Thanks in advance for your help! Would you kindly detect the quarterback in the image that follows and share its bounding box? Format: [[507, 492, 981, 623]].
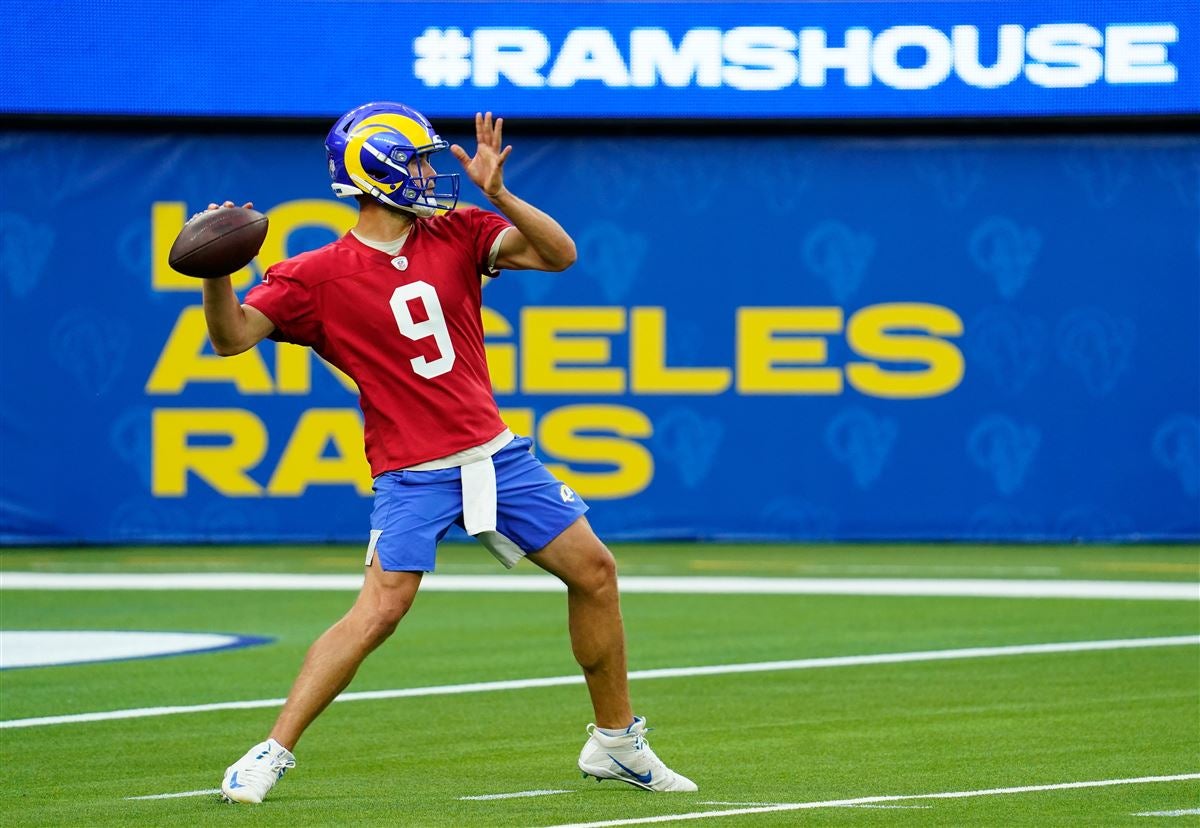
[[200, 103, 696, 803]]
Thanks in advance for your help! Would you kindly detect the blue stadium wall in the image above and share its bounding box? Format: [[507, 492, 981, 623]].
[[0, 130, 1197, 543]]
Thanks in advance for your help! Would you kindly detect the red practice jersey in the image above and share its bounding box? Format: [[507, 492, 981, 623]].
[[245, 208, 513, 476]]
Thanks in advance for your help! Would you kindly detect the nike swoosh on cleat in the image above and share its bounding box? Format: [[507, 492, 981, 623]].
[[607, 755, 653, 784], [228, 772, 245, 789]]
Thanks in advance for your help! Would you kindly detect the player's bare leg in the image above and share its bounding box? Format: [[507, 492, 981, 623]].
[[273, 562, 422, 747], [529, 516, 632, 728], [221, 561, 421, 803], [531, 515, 697, 792]]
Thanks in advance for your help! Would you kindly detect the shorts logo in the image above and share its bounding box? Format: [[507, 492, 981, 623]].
[[560, 484, 576, 503]]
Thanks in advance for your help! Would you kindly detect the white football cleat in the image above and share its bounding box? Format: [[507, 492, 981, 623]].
[[220, 738, 296, 804], [578, 717, 697, 792]]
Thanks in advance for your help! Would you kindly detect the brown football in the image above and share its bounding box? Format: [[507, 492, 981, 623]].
[[168, 207, 269, 279]]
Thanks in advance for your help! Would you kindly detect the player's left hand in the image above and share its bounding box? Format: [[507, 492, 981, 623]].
[[450, 112, 512, 200]]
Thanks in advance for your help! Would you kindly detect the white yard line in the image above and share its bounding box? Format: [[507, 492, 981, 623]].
[[459, 790, 572, 800], [1134, 808, 1200, 817], [543, 774, 1200, 828], [125, 788, 220, 800], [1, 572, 1195, 600], [2, 635, 1196, 730], [691, 563, 1066, 577]]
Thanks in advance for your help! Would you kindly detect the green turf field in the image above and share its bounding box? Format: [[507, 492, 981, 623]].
[[2, 543, 1197, 826]]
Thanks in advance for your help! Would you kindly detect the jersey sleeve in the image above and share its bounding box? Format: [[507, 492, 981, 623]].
[[244, 265, 321, 347], [464, 207, 513, 277]]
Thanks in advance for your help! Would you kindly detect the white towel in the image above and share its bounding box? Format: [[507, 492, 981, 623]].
[[460, 457, 498, 535], [460, 457, 525, 568]]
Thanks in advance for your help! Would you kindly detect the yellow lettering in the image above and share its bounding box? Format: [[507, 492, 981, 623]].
[[152, 408, 265, 496], [845, 303, 965, 399], [267, 410, 372, 496], [522, 308, 626, 394], [736, 308, 843, 394], [146, 307, 274, 394], [273, 343, 311, 394], [257, 200, 357, 271], [498, 407, 535, 440], [152, 202, 253, 291], [630, 307, 731, 394], [483, 307, 516, 394], [540, 405, 653, 499]]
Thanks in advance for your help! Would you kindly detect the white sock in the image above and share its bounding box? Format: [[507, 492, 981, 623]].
[[596, 718, 639, 737]]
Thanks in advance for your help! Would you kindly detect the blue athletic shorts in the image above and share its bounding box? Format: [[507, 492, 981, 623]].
[[368, 436, 589, 572]]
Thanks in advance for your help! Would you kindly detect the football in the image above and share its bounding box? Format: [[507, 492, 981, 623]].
[[168, 206, 269, 278]]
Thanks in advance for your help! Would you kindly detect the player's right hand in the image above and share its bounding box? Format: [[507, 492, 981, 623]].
[[192, 200, 255, 221]]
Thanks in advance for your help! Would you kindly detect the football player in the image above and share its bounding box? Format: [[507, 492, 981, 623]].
[[200, 103, 697, 803]]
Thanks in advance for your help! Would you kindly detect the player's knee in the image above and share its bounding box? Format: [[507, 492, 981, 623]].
[[358, 594, 414, 644], [569, 544, 619, 596], [382, 593, 417, 626], [360, 612, 401, 645]]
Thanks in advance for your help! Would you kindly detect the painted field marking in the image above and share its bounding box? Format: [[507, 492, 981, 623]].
[[689, 561, 1065, 577], [1134, 809, 1200, 817], [543, 773, 1200, 828], [125, 788, 220, 800], [2, 635, 1196, 730], [459, 790, 572, 800], [0, 631, 269, 670], [1, 572, 1196, 601]]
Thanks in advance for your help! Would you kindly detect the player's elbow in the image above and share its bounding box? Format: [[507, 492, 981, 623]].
[[546, 240, 577, 272], [210, 335, 254, 357]]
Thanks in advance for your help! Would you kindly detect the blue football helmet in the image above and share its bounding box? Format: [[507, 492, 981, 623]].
[[326, 102, 460, 216]]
